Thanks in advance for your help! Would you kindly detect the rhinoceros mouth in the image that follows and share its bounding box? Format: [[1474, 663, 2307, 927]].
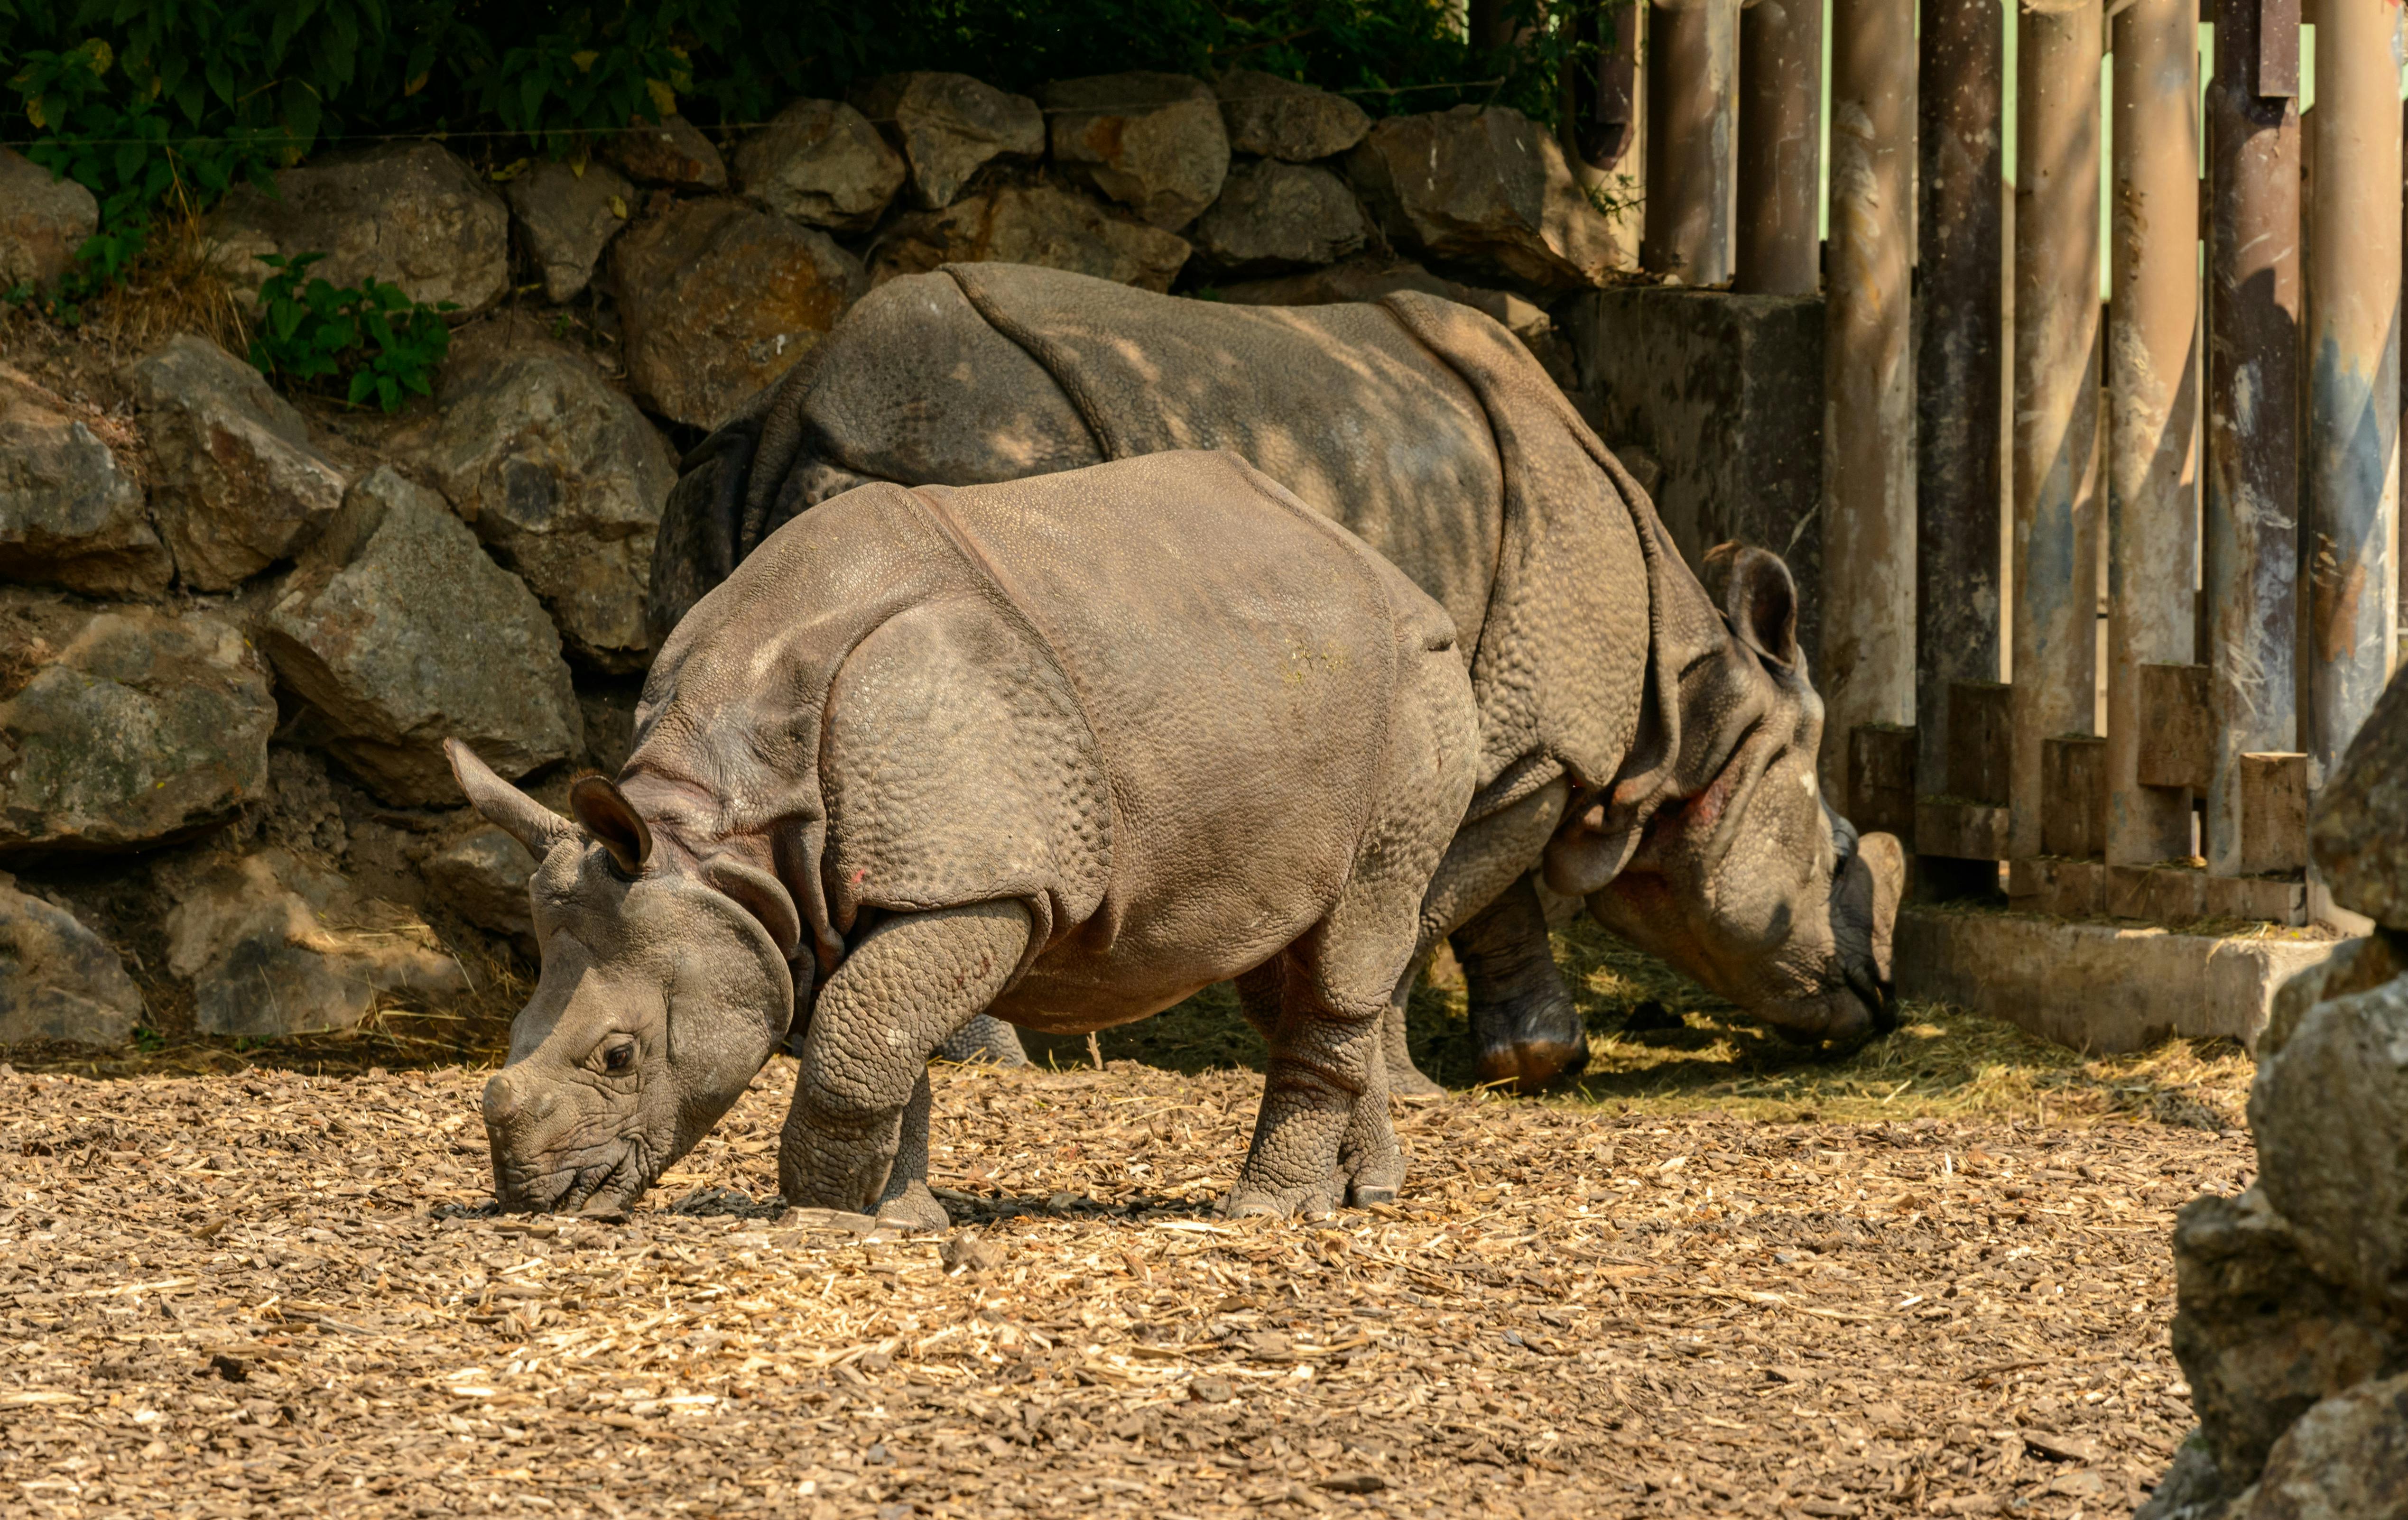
[[494, 1136, 657, 1216]]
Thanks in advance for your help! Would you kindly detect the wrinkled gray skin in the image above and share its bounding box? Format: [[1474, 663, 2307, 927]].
[[461, 451, 1478, 1224], [650, 265, 1903, 1089]]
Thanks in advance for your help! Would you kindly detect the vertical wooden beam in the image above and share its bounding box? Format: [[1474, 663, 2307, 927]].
[[1643, 0, 1740, 286], [2104, 0, 2201, 866], [2010, 0, 2104, 866], [2204, 0, 2302, 876], [1562, 0, 1648, 272], [1914, 0, 2006, 852], [2304, 0, 2402, 785], [1822, 0, 1918, 793], [1735, 0, 1822, 294]]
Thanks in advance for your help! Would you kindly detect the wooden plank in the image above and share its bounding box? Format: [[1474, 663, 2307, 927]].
[[1915, 798, 2010, 861], [2258, 0, 2299, 99], [2237, 752, 2309, 875], [2136, 663, 2213, 790], [2041, 735, 2109, 858], [1944, 680, 2013, 805], [1847, 722, 1918, 841]]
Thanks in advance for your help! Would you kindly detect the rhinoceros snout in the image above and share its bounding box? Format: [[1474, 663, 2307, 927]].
[[482, 1069, 556, 1133]]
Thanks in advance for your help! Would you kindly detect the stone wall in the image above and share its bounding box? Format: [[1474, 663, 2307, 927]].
[[0, 70, 1635, 1053]]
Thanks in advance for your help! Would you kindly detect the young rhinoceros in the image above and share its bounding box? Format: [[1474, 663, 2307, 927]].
[[448, 450, 1478, 1224]]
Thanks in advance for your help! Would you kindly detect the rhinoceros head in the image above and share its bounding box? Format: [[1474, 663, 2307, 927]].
[[445, 740, 803, 1215], [1546, 544, 1906, 1044]]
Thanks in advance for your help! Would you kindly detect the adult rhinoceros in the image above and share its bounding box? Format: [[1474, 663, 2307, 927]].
[[648, 263, 1903, 1091]]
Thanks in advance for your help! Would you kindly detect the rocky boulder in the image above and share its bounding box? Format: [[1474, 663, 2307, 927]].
[[1347, 106, 1619, 291], [398, 322, 676, 671], [422, 824, 537, 944], [1213, 72, 1371, 162], [259, 468, 581, 806], [0, 368, 169, 596], [871, 181, 1189, 293], [1043, 73, 1229, 230], [2310, 665, 2408, 929], [165, 846, 465, 1039], [119, 334, 350, 591], [0, 597, 275, 854], [0, 147, 98, 292], [502, 158, 633, 302], [612, 196, 868, 430], [204, 142, 510, 313], [2236, 1372, 2408, 1517], [0, 874, 143, 1047], [733, 99, 906, 233], [603, 116, 727, 190], [1190, 160, 1367, 274], [850, 72, 1045, 209]]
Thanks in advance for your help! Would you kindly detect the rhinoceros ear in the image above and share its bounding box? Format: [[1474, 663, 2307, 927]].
[[1702, 542, 1799, 669], [569, 774, 653, 877], [446, 739, 572, 858]]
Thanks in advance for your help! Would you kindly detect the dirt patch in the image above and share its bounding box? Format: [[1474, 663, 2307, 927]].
[[0, 973, 2240, 1518]]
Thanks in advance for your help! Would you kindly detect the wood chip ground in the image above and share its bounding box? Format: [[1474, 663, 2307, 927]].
[[0, 927, 2253, 1517]]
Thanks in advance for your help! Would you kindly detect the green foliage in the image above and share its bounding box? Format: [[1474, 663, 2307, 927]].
[[247, 252, 454, 413]]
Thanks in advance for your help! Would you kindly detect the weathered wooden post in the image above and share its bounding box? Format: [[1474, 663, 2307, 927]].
[[2304, 0, 2402, 788], [1734, 0, 1821, 294], [2009, 0, 2103, 871], [2204, 0, 2302, 878], [1912, 0, 2006, 884], [2103, 0, 2200, 871], [1822, 0, 1917, 796], [1644, 0, 1740, 285], [1562, 0, 1648, 270]]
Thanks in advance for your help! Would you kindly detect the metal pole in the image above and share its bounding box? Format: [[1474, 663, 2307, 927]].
[[2204, 0, 2301, 876], [1735, 0, 1821, 294], [2009, 0, 2103, 866], [1563, 0, 1648, 272], [2104, 0, 2201, 866], [1821, 0, 1917, 790], [1914, 0, 2006, 850], [1643, 0, 1740, 286], [2305, 0, 2402, 783]]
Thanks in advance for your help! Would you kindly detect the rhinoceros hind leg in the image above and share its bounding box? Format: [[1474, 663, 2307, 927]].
[[1451, 873, 1590, 1093], [1236, 964, 1405, 1212], [932, 1013, 1030, 1068], [1378, 983, 1445, 1098]]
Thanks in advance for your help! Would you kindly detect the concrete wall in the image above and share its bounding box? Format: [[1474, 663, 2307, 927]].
[[1563, 286, 1826, 665]]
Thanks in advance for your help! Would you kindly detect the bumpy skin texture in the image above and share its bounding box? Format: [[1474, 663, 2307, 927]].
[[462, 451, 1477, 1219], [650, 264, 1902, 1082]]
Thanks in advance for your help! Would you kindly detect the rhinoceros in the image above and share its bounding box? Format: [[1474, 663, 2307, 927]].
[[454, 450, 1479, 1222], [649, 263, 1905, 1089]]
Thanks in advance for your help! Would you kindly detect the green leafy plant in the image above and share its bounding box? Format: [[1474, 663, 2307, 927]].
[[247, 252, 454, 413]]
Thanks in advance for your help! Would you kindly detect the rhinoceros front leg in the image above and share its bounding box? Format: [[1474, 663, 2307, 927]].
[[932, 1013, 1030, 1068], [1451, 874, 1590, 1093], [779, 901, 1030, 1220]]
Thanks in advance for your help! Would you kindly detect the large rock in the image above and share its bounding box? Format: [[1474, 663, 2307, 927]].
[[118, 334, 350, 590], [2169, 1188, 2404, 1486], [603, 116, 727, 190], [1347, 106, 1619, 291], [1190, 160, 1367, 274], [165, 847, 465, 1039], [0, 598, 275, 853], [422, 824, 537, 943], [1213, 71, 1371, 162], [204, 142, 510, 313], [2310, 663, 2408, 929], [398, 322, 676, 671], [612, 197, 867, 430], [871, 182, 1189, 293], [2239, 1372, 2408, 1518], [732, 99, 906, 233], [0, 874, 142, 1047], [850, 72, 1045, 209], [1043, 73, 1230, 230], [502, 158, 633, 302], [0, 368, 169, 596], [259, 468, 581, 805], [0, 147, 98, 292]]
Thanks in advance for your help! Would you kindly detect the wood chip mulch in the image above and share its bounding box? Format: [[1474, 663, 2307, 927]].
[[0, 1055, 2245, 1518]]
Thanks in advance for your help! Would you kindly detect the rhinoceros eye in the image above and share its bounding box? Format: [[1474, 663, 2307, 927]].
[[602, 1041, 635, 1074]]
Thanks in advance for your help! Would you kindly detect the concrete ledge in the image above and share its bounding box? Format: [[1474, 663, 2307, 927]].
[[1895, 904, 2348, 1053]]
